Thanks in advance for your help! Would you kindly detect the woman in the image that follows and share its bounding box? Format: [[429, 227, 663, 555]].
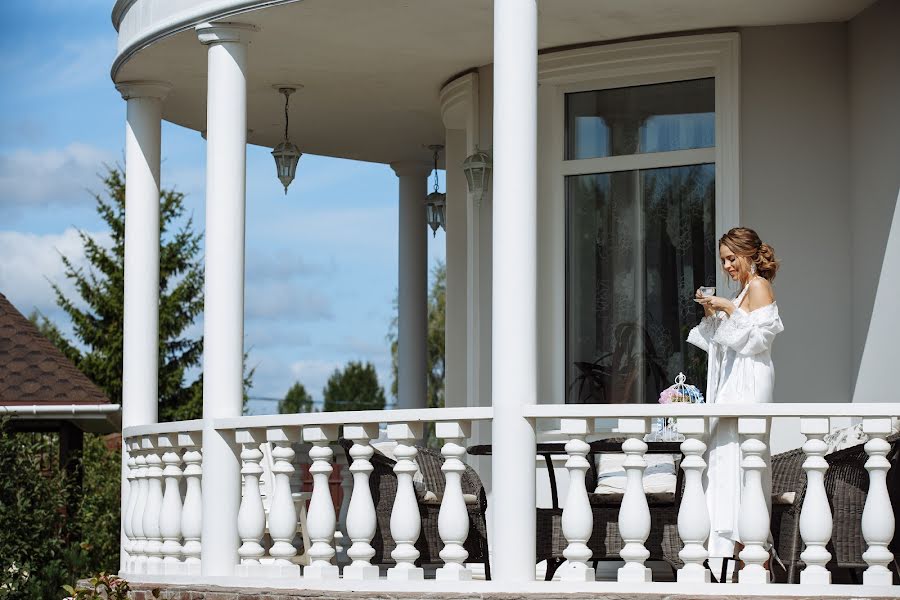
[[687, 227, 784, 573]]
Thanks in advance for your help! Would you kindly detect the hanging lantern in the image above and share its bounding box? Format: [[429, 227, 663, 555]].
[[425, 145, 446, 236], [272, 87, 302, 194], [462, 146, 492, 205]]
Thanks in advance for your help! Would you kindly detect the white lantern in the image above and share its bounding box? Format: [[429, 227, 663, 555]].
[[272, 87, 302, 194], [462, 147, 492, 205]]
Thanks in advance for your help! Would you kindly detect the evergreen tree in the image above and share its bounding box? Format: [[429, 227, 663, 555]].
[[388, 261, 446, 409], [36, 167, 207, 421], [322, 361, 385, 412], [279, 381, 314, 414]]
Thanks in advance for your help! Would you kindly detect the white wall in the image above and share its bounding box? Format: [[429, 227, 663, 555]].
[[739, 24, 852, 404], [848, 0, 900, 402]]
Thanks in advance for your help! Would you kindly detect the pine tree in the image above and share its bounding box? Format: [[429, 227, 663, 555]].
[[38, 167, 208, 421], [279, 381, 314, 414], [322, 361, 385, 412]]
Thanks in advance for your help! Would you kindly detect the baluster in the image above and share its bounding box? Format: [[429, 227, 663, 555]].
[[122, 442, 138, 572], [436, 420, 473, 581], [559, 418, 594, 581], [387, 422, 424, 581], [158, 433, 184, 575], [303, 425, 340, 579], [130, 442, 148, 573], [236, 428, 266, 574], [142, 436, 165, 574], [180, 432, 202, 575], [799, 418, 832, 584], [617, 418, 651, 582], [675, 417, 710, 583], [342, 424, 380, 580], [738, 417, 770, 584], [267, 427, 302, 577], [861, 417, 895, 586]]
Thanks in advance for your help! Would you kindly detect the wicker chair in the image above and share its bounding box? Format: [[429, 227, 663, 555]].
[[338, 440, 491, 577], [772, 432, 900, 583]]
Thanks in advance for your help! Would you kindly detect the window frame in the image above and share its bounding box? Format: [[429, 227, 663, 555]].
[[535, 32, 740, 406]]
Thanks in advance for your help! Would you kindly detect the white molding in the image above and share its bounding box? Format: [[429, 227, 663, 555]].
[[440, 72, 479, 143], [537, 32, 741, 405], [212, 406, 494, 431], [524, 403, 900, 419]]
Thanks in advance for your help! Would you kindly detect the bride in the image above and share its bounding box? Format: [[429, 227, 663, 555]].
[[687, 226, 784, 576]]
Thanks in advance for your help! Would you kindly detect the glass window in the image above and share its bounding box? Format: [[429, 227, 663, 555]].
[[565, 78, 715, 160], [566, 164, 716, 404]]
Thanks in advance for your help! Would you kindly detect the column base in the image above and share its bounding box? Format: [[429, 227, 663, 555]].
[[436, 564, 473, 581], [863, 567, 893, 586], [559, 561, 596, 582], [800, 567, 831, 585], [738, 565, 769, 584], [342, 564, 380, 580], [387, 565, 424, 581], [304, 562, 340, 580], [617, 564, 652, 583], [677, 565, 711, 583]]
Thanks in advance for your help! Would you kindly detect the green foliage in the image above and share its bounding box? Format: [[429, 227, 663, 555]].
[[388, 260, 446, 409], [0, 423, 68, 600], [62, 572, 153, 600], [279, 381, 314, 414], [34, 167, 205, 422], [323, 361, 386, 412], [77, 435, 121, 575]]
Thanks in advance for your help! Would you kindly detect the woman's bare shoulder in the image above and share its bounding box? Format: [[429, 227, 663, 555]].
[[747, 277, 775, 306]]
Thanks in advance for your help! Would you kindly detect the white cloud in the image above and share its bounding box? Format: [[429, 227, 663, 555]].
[[245, 281, 334, 322], [0, 143, 113, 210], [0, 228, 110, 320]]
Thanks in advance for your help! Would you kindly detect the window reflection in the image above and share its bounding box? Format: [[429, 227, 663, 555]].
[[566, 78, 715, 160]]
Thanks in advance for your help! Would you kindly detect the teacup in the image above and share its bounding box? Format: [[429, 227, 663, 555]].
[[699, 286, 716, 297]]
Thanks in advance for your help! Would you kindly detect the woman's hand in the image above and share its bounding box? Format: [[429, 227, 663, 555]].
[[695, 288, 715, 317], [696, 293, 734, 316]]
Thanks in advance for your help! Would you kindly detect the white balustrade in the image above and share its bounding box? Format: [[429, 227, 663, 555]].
[[387, 422, 424, 581], [861, 418, 895, 586], [142, 436, 165, 574], [436, 421, 473, 581], [342, 424, 380, 580], [738, 417, 771, 584], [122, 443, 138, 570], [303, 425, 340, 580], [675, 417, 710, 583], [130, 442, 148, 573], [799, 418, 832, 584], [180, 432, 202, 575], [617, 418, 652, 583], [236, 429, 266, 571], [158, 433, 184, 574], [559, 418, 594, 582], [336, 455, 353, 565], [266, 427, 302, 577]]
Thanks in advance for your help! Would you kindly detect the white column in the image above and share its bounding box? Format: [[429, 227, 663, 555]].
[[491, 0, 538, 583], [387, 422, 425, 580], [737, 417, 770, 585], [158, 433, 184, 575], [799, 418, 832, 585], [675, 417, 710, 583], [861, 417, 895, 586], [195, 21, 256, 577], [390, 162, 431, 411], [617, 419, 652, 583], [116, 80, 169, 573], [559, 419, 595, 582], [303, 425, 340, 580], [444, 129, 469, 408], [342, 424, 380, 581], [436, 420, 473, 581]]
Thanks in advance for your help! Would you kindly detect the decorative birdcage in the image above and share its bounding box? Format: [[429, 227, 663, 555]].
[[648, 372, 705, 442]]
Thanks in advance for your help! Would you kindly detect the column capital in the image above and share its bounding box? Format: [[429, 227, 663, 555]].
[[116, 80, 172, 101], [195, 22, 259, 46], [390, 161, 432, 178]]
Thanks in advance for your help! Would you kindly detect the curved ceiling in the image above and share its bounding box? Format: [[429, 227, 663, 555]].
[[112, 0, 874, 164]]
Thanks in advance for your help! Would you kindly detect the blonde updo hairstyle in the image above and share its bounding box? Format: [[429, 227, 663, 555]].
[[719, 227, 780, 281]]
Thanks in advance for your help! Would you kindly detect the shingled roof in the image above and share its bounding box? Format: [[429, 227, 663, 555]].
[[0, 293, 110, 406]]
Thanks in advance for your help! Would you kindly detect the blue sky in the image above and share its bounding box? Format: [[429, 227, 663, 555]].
[[0, 1, 446, 413]]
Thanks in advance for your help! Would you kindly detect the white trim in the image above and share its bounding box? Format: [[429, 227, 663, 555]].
[[525, 402, 900, 419], [560, 148, 716, 176], [536, 32, 741, 406], [1, 404, 121, 417], [212, 406, 494, 431]]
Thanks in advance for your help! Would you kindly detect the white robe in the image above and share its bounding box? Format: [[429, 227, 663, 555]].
[[686, 284, 784, 558]]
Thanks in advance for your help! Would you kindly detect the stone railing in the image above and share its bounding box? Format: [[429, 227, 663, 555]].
[[120, 404, 899, 595]]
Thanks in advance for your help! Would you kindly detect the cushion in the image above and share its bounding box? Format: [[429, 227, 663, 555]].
[[594, 453, 677, 496]]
